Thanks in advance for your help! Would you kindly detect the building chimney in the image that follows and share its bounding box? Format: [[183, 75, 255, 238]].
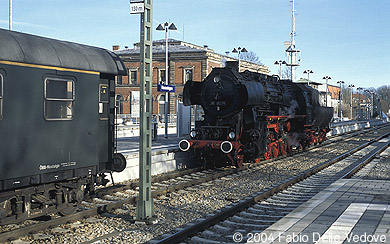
[[112, 45, 120, 51]]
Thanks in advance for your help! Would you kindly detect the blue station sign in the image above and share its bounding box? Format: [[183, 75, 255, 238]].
[[157, 84, 175, 93]]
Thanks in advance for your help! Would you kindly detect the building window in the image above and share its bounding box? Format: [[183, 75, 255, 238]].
[[44, 78, 74, 120], [116, 75, 123, 85], [159, 69, 166, 84], [0, 74, 3, 120], [183, 68, 193, 83], [130, 70, 137, 86], [158, 94, 165, 116], [116, 94, 124, 114]]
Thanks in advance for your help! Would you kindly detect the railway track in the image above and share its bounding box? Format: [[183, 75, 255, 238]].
[[0, 124, 389, 243], [153, 132, 390, 243]]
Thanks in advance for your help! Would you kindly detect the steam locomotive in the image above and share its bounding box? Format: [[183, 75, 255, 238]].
[[179, 61, 333, 167]]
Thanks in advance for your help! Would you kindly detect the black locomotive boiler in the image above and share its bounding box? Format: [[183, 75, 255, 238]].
[[0, 29, 127, 224], [179, 61, 333, 168]]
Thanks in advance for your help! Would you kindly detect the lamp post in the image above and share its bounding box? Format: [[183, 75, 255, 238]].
[[303, 70, 313, 84], [323, 76, 331, 107], [337, 80, 344, 118], [348, 84, 354, 119], [365, 90, 374, 119], [156, 22, 177, 138], [274, 60, 287, 78], [232, 47, 247, 72], [357, 87, 363, 120], [9, 0, 12, 30]]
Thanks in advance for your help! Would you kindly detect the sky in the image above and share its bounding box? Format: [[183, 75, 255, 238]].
[[0, 0, 389, 89]]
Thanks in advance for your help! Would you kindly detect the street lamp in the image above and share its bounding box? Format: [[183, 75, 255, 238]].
[[232, 47, 247, 72], [303, 69, 313, 82], [357, 87, 363, 120], [156, 22, 177, 138], [337, 80, 344, 118], [322, 76, 331, 107], [348, 84, 354, 119], [274, 60, 287, 78], [364, 90, 374, 119]]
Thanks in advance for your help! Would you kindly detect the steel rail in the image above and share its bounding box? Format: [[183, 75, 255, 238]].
[[155, 131, 390, 244], [1, 126, 388, 242]]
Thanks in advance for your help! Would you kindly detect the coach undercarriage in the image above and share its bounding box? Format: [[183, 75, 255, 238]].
[[0, 174, 108, 225]]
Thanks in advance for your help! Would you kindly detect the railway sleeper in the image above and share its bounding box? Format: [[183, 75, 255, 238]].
[[239, 211, 285, 220]]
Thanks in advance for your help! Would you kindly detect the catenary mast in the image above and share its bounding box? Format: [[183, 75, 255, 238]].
[[286, 0, 300, 82]]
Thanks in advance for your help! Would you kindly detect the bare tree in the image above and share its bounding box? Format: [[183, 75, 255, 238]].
[[377, 85, 390, 116], [282, 66, 291, 80], [240, 51, 263, 65]]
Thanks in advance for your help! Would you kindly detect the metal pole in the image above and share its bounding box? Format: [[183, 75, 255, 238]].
[[164, 26, 168, 138], [371, 92, 374, 118], [360, 91, 362, 120], [325, 78, 328, 107], [9, 0, 12, 31], [238, 49, 240, 72], [338, 81, 343, 118], [279, 63, 282, 78], [136, 0, 155, 223], [350, 88, 353, 119], [291, 0, 296, 82]]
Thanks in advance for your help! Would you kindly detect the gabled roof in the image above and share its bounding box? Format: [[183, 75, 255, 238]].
[[115, 39, 207, 56], [0, 28, 127, 75]]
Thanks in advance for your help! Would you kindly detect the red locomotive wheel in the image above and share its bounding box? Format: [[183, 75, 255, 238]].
[[235, 159, 243, 168], [271, 143, 279, 158], [279, 140, 287, 156], [264, 151, 271, 160]]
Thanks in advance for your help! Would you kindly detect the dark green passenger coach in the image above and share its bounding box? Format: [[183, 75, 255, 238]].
[[0, 28, 127, 224]]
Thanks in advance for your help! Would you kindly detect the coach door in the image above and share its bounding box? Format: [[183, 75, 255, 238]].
[[98, 79, 111, 164]]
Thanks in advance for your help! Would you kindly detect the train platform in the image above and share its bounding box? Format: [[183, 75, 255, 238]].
[[259, 179, 390, 243], [111, 126, 190, 182]]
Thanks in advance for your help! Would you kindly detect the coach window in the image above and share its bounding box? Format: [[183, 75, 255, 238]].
[[0, 74, 3, 120], [44, 78, 74, 120]]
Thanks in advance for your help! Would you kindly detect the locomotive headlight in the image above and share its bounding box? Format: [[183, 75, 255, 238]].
[[213, 76, 220, 83], [228, 131, 235, 139], [190, 130, 197, 138]]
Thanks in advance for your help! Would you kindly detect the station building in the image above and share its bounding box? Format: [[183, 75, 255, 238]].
[[113, 39, 269, 122]]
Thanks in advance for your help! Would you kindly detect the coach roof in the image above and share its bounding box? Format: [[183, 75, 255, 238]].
[[0, 28, 127, 76]]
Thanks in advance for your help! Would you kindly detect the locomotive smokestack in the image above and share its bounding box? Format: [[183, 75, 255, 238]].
[[225, 61, 239, 72]]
